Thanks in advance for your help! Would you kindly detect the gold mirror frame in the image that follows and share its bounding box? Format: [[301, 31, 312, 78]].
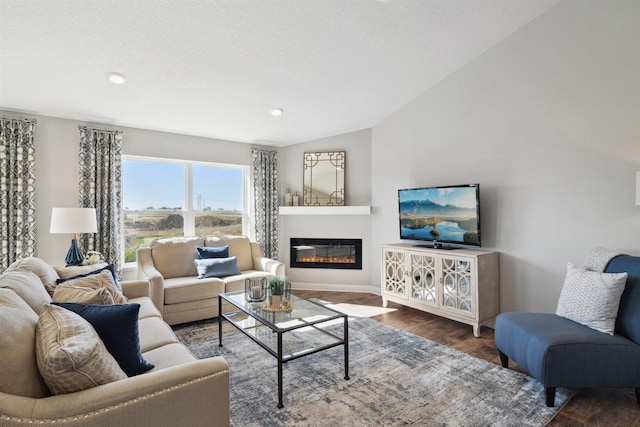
[[303, 151, 345, 206]]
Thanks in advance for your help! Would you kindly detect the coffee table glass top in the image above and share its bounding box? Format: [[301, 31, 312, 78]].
[[220, 291, 347, 361], [221, 291, 345, 332]]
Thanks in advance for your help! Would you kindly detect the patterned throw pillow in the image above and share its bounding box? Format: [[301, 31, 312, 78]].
[[54, 269, 127, 304], [556, 262, 628, 335], [35, 304, 127, 395], [52, 284, 116, 305]]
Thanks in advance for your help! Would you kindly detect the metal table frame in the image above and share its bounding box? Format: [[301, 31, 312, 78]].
[[218, 291, 349, 408]]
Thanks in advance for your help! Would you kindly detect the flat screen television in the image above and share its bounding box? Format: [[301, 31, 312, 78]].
[[398, 184, 481, 248]]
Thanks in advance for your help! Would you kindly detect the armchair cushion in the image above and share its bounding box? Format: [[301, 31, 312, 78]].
[[205, 235, 253, 271], [555, 262, 627, 335], [150, 237, 203, 279], [36, 304, 127, 394]]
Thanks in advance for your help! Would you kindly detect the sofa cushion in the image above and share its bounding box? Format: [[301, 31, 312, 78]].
[[0, 269, 52, 314], [195, 257, 241, 279], [0, 288, 50, 398], [151, 236, 203, 279], [142, 342, 197, 371], [128, 296, 163, 319], [55, 269, 127, 304], [197, 245, 229, 259], [35, 304, 127, 395], [5, 257, 60, 295], [138, 316, 180, 352], [53, 302, 154, 376], [163, 276, 225, 305], [556, 262, 627, 335], [52, 283, 116, 305], [205, 235, 253, 271]]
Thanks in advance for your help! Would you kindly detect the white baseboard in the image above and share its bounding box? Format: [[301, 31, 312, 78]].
[[291, 282, 379, 295]]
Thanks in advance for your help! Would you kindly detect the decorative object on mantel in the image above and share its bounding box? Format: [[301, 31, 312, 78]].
[[50, 207, 98, 266], [245, 277, 267, 302], [303, 151, 345, 206], [292, 191, 299, 206], [285, 188, 292, 206]]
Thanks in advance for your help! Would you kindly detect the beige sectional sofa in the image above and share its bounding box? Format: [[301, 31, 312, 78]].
[[0, 258, 229, 427], [137, 235, 285, 325]]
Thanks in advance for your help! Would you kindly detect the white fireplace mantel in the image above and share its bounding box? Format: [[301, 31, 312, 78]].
[[278, 206, 371, 215]]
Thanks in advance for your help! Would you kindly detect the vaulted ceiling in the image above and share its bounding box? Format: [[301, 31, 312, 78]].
[[0, 0, 559, 146]]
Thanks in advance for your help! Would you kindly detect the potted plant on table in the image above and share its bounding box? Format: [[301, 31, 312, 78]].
[[268, 277, 286, 309]]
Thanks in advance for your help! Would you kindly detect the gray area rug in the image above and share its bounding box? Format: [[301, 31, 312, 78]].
[[173, 316, 571, 426]]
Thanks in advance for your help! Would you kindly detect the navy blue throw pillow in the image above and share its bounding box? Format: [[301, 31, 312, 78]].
[[52, 302, 154, 376], [197, 245, 229, 259], [195, 256, 241, 279], [56, 264, 120, 290]]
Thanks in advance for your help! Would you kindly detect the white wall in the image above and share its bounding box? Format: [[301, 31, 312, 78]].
[[0, 111, 254, 268], [371, 0, 640, 313], [278, 129, 373, 291]]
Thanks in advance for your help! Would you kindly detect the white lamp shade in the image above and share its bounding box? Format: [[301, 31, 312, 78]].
[[636, 171, 640, 206], [50, 208, 98, 234]]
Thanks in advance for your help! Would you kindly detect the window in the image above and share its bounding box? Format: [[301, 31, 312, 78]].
[[121, 156, 249, 264]]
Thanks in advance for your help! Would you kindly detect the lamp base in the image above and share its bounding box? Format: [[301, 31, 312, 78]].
[[65, 238, 84, 266]]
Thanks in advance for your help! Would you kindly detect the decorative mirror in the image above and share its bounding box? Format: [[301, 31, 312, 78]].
[[303, 151, 345, 206]]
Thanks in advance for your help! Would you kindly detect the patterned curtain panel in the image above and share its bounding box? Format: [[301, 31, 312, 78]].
[[78, 126, 123, 274], [251, 147, 279, 259], [0, 117, 37, 269]]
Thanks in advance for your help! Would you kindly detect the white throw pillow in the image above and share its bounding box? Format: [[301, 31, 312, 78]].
[[556, 262, 627, 335]]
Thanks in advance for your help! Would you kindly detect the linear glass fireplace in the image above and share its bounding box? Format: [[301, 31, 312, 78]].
[[290, 238, 362, 270]]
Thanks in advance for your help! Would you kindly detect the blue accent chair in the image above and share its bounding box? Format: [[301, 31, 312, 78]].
[[495, 255, 640, 407]]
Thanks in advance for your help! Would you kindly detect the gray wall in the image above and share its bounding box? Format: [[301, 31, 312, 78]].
[[370, 0, 640, 313], [278, 129, 373, 291]]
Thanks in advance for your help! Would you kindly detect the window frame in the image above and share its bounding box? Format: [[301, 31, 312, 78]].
[[121, 154, 251, 267]]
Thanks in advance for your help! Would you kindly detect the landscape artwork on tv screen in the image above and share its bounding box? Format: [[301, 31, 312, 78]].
[[398, 184, 480, 247]]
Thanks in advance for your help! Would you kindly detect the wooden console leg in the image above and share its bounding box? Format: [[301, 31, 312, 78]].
[[382, 297, 388, 308], [545, 387, 556, 407], [497, 350, 508, 368]]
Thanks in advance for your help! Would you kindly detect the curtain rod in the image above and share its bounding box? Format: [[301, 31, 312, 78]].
[[78, 125, 123, 134], [251, 145, 278, 152], [1, 116, 37, 124]]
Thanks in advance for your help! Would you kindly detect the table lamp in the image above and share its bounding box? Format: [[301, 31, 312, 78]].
[[50, 207, 98, 266]]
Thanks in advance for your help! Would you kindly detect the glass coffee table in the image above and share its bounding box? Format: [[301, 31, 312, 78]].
[[218, 291, 349, 408]]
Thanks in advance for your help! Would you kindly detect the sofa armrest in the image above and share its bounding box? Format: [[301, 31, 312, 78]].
[[121, 279, 151, 299], [136, 247, 165, 314], [0, 358, 230, 427], [255, 256, 285, 277]]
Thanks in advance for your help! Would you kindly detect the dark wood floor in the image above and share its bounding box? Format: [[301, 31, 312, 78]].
[[294, 290, 640, 427]]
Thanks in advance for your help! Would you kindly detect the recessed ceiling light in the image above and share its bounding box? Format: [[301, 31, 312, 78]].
[[107, 72, 126, 85], [270, 108, 283, 116]]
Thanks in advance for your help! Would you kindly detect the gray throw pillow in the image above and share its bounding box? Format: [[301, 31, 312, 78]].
[[195, 256, 241, 279]]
